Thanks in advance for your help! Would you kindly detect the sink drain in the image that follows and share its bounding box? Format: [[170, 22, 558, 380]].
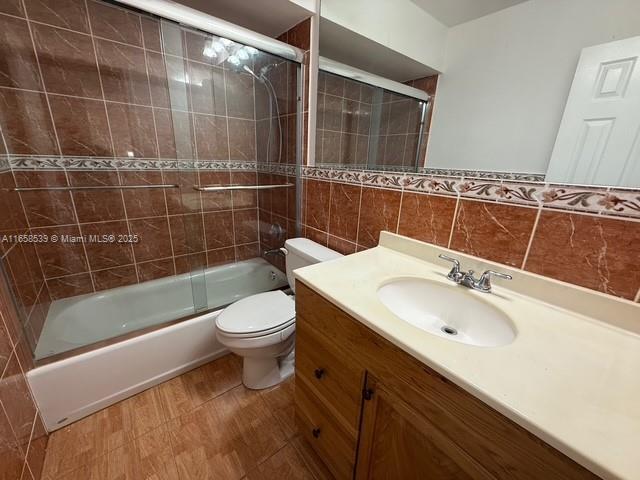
[[441, 326, 458, 336]]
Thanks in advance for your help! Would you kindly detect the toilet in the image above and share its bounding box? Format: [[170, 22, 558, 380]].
[[215, 238, 342, 389]]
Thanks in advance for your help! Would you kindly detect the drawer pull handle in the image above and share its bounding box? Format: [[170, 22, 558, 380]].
[[312, 427, 321, 438], [314, 368, 325, 379]]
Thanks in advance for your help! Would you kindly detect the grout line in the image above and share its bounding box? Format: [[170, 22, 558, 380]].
[[354, 177, 365, 247], [521, 206, 542, 270], [0, 85, 266, 123], [221, 67, 239, 262], [19, 409, 39, 480], [396, 186, 404, 234], [447, 195, 461, 249]]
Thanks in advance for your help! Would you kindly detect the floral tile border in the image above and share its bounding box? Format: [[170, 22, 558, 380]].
[[0, 155, 9, 173], [420, 167, 545, 182], [8, 156, 258, 171], [302, 166, 640, 220]]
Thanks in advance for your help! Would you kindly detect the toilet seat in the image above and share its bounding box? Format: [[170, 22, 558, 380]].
[[216, 290, 295, 339]]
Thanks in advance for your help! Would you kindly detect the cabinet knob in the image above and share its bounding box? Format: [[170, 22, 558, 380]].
[[312, 427, 321, 438], [363, 388, 374, 400], [314, 368, 325, 379]]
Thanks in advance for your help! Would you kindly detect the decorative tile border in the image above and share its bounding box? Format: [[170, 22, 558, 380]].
[[257, 163, 297, 175], [0, 155, 9, 173], [8, 156, 258, 171], [420, 167, 545, 182], [302, 166, 640, 219]]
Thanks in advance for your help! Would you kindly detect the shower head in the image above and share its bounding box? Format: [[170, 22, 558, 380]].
[[242, 65, 264, 83]]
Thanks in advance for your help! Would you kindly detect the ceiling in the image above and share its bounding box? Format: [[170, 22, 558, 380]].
[[409, 0, 530, 26], [174, 0, 311, 37]]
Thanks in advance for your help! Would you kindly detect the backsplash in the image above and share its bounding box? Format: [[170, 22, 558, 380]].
[[302, 167, 640, 302]]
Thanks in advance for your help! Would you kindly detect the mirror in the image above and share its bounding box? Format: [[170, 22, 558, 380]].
[[316, 1, 640, 187]]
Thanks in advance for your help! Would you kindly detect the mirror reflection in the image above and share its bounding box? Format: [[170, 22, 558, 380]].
[[317, 1, 640, 187]]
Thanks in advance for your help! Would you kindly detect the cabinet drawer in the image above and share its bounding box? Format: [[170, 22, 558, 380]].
[[295, 319, 364, 435], [295, 380, 356, 480]]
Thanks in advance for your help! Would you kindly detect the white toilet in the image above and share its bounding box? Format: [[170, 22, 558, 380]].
[[215, 238, 342, 389]]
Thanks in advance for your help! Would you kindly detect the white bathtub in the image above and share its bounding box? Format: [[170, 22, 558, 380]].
[[35, 258, 288, 359], [27, 258, 288, 431]]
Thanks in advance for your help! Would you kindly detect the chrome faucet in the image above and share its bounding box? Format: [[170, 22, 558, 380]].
[[438, 254, 512, 293], [263, 247, 288, 257]]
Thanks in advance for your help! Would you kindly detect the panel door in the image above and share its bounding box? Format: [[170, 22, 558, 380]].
[[547, 36, 640, 186]]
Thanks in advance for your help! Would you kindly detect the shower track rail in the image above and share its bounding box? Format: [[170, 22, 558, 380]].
[[194, 183, 294, 192], [11, 184, 179, 192]]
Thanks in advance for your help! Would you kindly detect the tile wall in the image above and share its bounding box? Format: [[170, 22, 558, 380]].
[[302, 168, 640, 302], [0, 265, 48, 480], [0, 0, 302, 309]]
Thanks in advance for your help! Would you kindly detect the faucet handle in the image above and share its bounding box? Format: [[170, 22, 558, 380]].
[[476, 270, 512, 292], [438, 254, 463, 282]]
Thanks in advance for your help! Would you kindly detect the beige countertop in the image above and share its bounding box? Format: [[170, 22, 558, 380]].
[[294, 232, 640, 480]]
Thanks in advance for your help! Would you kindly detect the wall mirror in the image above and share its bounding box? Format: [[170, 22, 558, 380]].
[[316, 0, 640, 187]]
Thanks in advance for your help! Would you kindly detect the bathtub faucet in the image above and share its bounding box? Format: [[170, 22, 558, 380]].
[[263, 247, 288, 257]]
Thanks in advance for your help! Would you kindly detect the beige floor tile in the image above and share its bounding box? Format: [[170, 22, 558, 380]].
[[156, 354, 242, 420], [169, 384, 288, 479]]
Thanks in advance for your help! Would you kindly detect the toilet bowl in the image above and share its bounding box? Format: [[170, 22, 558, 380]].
[[215, 238, 341, 389]]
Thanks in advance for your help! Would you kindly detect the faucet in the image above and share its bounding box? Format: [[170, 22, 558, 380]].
[[438, 254, 512, 293], [263, 247, 288, 257]]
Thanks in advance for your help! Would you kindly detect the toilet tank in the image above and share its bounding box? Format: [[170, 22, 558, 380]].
[[284, 238, 342, 292]]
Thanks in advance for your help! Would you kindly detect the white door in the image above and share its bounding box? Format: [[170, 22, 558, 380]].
[[546, 36, 640, 187]]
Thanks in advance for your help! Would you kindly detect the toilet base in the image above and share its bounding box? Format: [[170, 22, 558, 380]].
[[242, 349, 295, 390]]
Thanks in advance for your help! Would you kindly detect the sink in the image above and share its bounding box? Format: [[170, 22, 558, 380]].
[[377, 278, 516, 347]]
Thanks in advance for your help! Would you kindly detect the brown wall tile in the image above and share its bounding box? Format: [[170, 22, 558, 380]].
[[207, 247, 235, 267], [328, 182, 361, 242], [0, 89, 58, 155], [165, 170, 204, 215], [357, 187, 401, 248], [120, 171, 167, 219], [228, 118, 256, 161], [47, 272, 93, 299], [49, 95, 112, 156], [526, 211, 640, 300], [69, 170, 126, 223], [0, 0, 23, 16], [226, 70, 255, 119], [188, 62, 226, 116], [92, 264, 137, 291], [450, 200, 537, 267], [32, 23, 102, 98], [137, 258, 174, 282], [0, 353, 36, 444], [80, 220, 133, 270], [398, 193, 456, 247], [95, 39, 150, 105], [0, 15, 42, 90], [129, 217, 172, 262], [233, 209, 259, 244], [107, 103, 158, 158], [203, 211, 234, 250], [194, 115, 229, 160], [169, 214, 204, 256], [87, 0, 142, 46], [141, 17, 161, 51], [304, 180, 330, 232], [14, 171, 76, 227], [146, 52, 170, 108], [25, 0, 90, 32], [32, 225, 88, 278], [0, 391, 26, 479]]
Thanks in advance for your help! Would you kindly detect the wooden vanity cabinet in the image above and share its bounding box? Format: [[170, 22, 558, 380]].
[[294, 281, 600, 480]]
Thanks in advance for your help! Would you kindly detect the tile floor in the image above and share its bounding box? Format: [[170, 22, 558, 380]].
[[40, 354, 332, 480]]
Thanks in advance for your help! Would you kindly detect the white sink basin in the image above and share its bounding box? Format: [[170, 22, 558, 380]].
[[377, 278, 516, 347]]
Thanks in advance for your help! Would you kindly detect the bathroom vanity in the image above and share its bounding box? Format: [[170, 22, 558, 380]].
[[293, 233, 640, 480]]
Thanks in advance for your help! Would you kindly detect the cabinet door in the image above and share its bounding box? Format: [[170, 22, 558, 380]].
[[355, 376, 495, 480]]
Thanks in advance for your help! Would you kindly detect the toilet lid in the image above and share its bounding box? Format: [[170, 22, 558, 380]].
[[216, 290, 295, 336]]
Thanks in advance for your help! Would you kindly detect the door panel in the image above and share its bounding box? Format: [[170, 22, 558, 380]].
[[547, 36, 640, 186]]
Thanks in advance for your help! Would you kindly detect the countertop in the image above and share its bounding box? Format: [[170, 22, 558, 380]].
[[294, 233, 640, 480]]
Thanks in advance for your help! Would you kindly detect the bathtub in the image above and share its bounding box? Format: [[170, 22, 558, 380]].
[[27, 258, 288, 431]]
